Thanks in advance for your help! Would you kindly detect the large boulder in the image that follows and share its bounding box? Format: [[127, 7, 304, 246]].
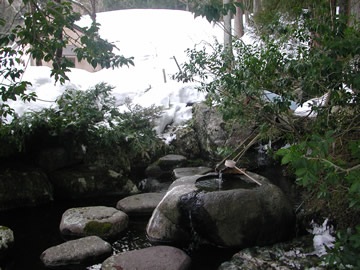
[[40, 236, 112, 268], [49, 166, 138, 200], [0, 168, 53, 211], [146, 172, 295, 248], [171, 126, 202, 159], [60, 206, 128, 240], [101, 245, 191, 270], [192, 102, 255, 159], [37, 146, 84, 172]]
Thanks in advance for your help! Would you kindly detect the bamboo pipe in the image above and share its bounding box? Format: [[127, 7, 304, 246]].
[[224, 160, 262, 186]]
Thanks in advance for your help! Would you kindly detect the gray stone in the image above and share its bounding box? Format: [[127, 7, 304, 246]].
[[37, 146, 84, 172], [116, 192, 165, 216], [158, 154, 187, 167], [192, 103, 227, 159], [173, 167, 213, 179], [146, 176, 199, 246], [60, 206, 128, 240], [0, 168, 53, 211], [101, 245, 191, 270], [49, 166, 138, 199], [192, 102, 255, 159], [171, 126, 202, 159], [218, 234, 326, 270], [0, 226, 14, 259], [40, 236, 112, 268], [146, 173, 295, 248], [145, 154, 187, 180], [138, 178, 171, 192], [144, 163, 164, 179]]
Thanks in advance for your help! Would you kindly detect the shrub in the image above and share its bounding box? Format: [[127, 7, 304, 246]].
[[2, 82, 166, 167]]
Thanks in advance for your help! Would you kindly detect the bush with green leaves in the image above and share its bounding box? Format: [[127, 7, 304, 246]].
[[2, 82, 165, 167], [174, 3, 360, 267]]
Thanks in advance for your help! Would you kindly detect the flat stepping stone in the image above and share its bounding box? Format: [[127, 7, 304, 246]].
[[60, 206, 128, 240], [102, 245, 191, 270], [158, 154, 187, 167], [40, 236, 112, 268], [145, 154, 187, 179], [173, 167, 212, 179], [116, 192, 165, 216]]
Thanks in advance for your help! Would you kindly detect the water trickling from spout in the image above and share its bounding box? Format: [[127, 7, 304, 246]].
[[218, 171, 223, 190], [185, 210, 201, 254]]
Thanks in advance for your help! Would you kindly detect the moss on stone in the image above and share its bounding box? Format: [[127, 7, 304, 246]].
[[84, 221, 112, 237]]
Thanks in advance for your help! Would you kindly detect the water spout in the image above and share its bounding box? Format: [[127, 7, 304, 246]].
[[218, 171, 223, 190]]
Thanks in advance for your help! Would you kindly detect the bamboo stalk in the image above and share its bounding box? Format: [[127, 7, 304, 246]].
[[225, 160, 262, 186]]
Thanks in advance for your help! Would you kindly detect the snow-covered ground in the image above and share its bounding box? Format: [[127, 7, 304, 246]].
[[4, 9, 224, 141], [3, 8, 331, 142]]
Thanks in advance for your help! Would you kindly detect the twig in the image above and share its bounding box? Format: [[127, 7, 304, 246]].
[[173, 56, 182, 73], [215, 129, 258, 170]]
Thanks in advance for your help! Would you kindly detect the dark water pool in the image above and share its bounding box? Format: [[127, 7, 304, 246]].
[[0, 197, 235, 270]]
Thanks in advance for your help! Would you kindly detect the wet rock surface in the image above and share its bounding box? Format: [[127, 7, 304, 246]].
[[60, 206, 129, 240], [146, 172, 295, 248], [101, 245, 191, 270], [40, 235, 112, 268]]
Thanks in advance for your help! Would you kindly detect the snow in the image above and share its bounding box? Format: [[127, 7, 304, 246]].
[[294, 93, 329, 117], [4, 9, 223, 142], [4, 8, 337, 142], [308, 218, 335, 257]]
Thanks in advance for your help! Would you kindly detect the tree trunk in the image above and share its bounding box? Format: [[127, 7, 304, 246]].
[[234, 0, 244, 38], [253, 0, 261, 14], [54, 0, 63, 68], [349, 0, 360, 25], [29, 1, 43, 66], [339, 0, 350, 16], [90, 0, 97, 20], [223, 0, 232, 53]]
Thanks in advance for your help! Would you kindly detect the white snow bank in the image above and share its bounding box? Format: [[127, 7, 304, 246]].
[[3, 9, 223, 141]]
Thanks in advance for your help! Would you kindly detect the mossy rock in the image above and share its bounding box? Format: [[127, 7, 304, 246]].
[[60, 206, 129, 240], [84, 221, 113, 237]]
